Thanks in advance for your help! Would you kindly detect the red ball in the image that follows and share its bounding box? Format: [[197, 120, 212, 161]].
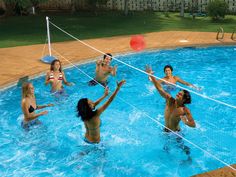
[[130, 35, 146, 51]]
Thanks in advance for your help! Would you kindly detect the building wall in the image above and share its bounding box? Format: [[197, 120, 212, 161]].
[[105, 0, 236, 13], [1, 0, 235, 13]]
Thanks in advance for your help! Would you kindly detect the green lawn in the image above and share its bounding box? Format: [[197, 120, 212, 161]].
[[0, 12, 236, 48]]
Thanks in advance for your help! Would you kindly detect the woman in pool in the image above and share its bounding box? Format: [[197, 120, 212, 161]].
[[77, 80, 126, 144], [45, 59, 72, 93], [21, 82, 54, 129]]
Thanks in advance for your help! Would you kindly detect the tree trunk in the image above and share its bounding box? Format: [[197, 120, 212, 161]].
[[3, 1, 16, 16], [124, 0, 128, 16], [71, 0, 76, 14], [180, 0, 184, 17]]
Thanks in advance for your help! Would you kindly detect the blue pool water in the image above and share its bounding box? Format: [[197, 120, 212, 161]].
[[0, 46, 236, 176]]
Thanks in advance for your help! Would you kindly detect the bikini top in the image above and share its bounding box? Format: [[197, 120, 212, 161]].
[[28, 105, 35, 113], [49, 71, 63, 80]]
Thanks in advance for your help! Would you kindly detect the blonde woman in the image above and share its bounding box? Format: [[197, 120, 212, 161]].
[[45, 59, 72, 93], [21, 82, 53, 129]]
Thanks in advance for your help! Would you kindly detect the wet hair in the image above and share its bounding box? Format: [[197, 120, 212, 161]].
[[182, 90, 191, 104], [50, 59, 62, 72], [22, 82, 32, 98], [164, 65, 173, 73], [103, 53, 112, 60], [76, 98, 97, 121]]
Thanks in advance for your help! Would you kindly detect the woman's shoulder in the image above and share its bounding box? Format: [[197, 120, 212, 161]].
[[21, 97, 29, 105]]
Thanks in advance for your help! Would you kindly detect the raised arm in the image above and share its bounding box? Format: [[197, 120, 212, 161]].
[[94, 87, 109, 107], [180, 107, 196, 128], [96, 80, 125, 115], [145, 65, 171, 100], [111, 65, 117, 76], [22, 99, 48, 121], [95, 59, 103, 72]]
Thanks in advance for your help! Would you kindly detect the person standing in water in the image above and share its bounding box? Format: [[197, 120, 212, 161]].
[[146, 65, 196, 132], [149, 65, 200, 92], [21, 82, 54, 129], [88, 53, 117, 87], [77, 80, 125, 144], [45, 59, 72, 93]]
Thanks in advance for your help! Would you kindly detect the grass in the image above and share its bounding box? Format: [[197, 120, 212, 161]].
[[0, 12, 236, 48]]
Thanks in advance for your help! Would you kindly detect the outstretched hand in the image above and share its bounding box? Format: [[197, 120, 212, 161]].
[[117, 80, 126, 88], [145, 65, 153, 75], [47, 103, 54, 107]]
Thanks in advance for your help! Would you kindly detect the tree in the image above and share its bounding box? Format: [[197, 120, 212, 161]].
[[3, 0, 17, 16], [124, 0, 129, 16], [3, 0, 48, 16], [180, 0, 184, 17], [88, 0, 108, 14], [207, 0, 228, 20], [191, 0, 198, 19], [163, 0, 169, 17], [30, 0, 48, 9]]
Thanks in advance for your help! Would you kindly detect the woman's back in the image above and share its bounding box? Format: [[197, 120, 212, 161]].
[[84, 115, 101, 143]]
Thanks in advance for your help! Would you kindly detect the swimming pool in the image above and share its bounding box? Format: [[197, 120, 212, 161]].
[[0, 46, 235, 176]]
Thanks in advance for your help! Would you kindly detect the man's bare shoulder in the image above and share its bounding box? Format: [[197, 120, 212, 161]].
[[173, 76, 180, 80], [167, 97, 175, 106]]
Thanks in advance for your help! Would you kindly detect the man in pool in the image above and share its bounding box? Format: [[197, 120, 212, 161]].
[[149, 65, 201, 92], [88, 53, 117, 87], [146, 65, 196, 132]]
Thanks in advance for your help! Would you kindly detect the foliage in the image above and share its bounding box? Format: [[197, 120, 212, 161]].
[[88, 0, 108, 11], [30, 0, 48, 7], [3, 0, 48, 16], [206, 0, 228, 20]]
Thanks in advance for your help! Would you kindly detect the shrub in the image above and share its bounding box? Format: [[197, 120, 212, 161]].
[[206, 0, 228, 20], [0, 7, 5, 16]]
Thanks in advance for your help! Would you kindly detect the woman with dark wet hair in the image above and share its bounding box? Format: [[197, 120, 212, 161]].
[[77, 80, 125, 144]]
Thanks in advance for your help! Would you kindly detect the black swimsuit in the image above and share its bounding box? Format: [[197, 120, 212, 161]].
[[28, 105, 35, 113], [21, 105, 37, 130]]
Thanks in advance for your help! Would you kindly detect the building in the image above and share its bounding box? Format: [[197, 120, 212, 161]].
[[106, 0, 236, 13], [0, 0, 235, 14]]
